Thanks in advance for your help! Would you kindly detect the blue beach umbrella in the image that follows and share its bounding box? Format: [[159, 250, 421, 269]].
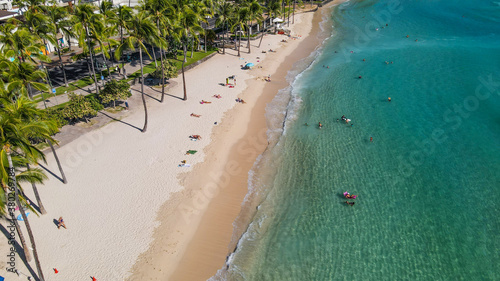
[[245, 63, 254, 67], [17, 212, 30, 221]]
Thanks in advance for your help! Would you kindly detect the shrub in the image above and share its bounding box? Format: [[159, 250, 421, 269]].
[[150, 59, 178, 81], [97, 79, 131, 108], [61, 93, 100, 123], [46, 107, 68, 127]]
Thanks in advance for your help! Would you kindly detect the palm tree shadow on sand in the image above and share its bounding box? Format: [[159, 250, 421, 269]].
[[98, 111, 142, 132], [0, 223, 40, 280], [37, 163, 64, 184], [147, 86, 184, 101]]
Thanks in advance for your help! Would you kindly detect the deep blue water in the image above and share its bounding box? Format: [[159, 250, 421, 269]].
[[219, 1, 500, 280]]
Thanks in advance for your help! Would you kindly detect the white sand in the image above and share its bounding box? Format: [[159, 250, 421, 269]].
[[0, 12, 318, 281]]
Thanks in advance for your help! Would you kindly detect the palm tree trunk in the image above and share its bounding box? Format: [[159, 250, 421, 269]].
[[152, 45, 157, 68], [287, 1, 291, 27], [120, 27, 126, 77], [26, 164, 46, 214], [99, 42, 111, 84], [56, 46, 68, 87], [6, 150, 45, 281], [182, 44, 187, 101], [139, 47, 148, 133], [222, 23, 226, 54], [85, 25, 100, 94], [190, 39, 194, 58], [85, 53, 92, 77], [41, 40, 55, 89], [48, 140, 67, 184], [258, 17, 267, 48], [27, 84, 33, 99], [247, 23, 251, 54], [238, 29, 241, 57], [160, 47, 165, 103], [12, 218, 31, 261], [156, 19, 165, 103]]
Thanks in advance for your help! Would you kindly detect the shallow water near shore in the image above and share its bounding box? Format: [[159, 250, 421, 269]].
[[220, 0, 500, 280]]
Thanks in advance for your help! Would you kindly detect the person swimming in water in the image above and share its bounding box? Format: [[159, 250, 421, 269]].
[[319, 122, 323, 128], [345, 201, 355, 206]]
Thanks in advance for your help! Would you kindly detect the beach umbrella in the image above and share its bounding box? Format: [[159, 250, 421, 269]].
[[245, 63, 254, 67], [17, 212, 30, 221]]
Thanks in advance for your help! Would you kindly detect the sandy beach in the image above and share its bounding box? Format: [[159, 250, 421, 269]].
[[0, 5, 335, 281]]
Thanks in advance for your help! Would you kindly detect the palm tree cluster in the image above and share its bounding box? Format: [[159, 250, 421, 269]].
[[1, 0, 297, 132]]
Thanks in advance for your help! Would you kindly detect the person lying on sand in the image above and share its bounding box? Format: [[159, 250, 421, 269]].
[[213, 94, 222, 99], [236, 98, 246, 104], [189, 135, 202, 140], [57, 217, 66, 229], [200, 100, 212, 104], [190, 113, 201, 117]]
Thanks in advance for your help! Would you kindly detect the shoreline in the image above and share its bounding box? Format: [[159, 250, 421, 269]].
[[127, 4, 340, 280]]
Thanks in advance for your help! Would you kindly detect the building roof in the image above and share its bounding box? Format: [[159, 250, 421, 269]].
[[0, 10, 17, 20]]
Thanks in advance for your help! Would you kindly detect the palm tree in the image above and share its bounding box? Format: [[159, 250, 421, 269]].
[[113, 5, 133, 77], [4, 144, 45, 280], [144, 0, 171, 102], [0, 97, 58, 281], [0, 60, 49, 99], [267, 0, 281, 34], [17, 90, 68, 184], [172, 5, 204, 101], [46, 5, 71, 87], [215, 1, 233, 55], [115, 11, 164, 133], [98, 1, 119, 79], [72, 4, 101, 94], [0, 26, 45, 64], [257, 2, 269, 48], [190, 0, 211, 56], [231, 6, 249, 57], [22, 10, 57, 94], [247, 0, 263, 54]]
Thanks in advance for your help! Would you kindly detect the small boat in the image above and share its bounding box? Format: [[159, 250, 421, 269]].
[[344, 191, 357, 199]]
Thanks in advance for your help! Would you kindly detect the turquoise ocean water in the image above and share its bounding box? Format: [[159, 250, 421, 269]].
[[214, 0, 500, 280]]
